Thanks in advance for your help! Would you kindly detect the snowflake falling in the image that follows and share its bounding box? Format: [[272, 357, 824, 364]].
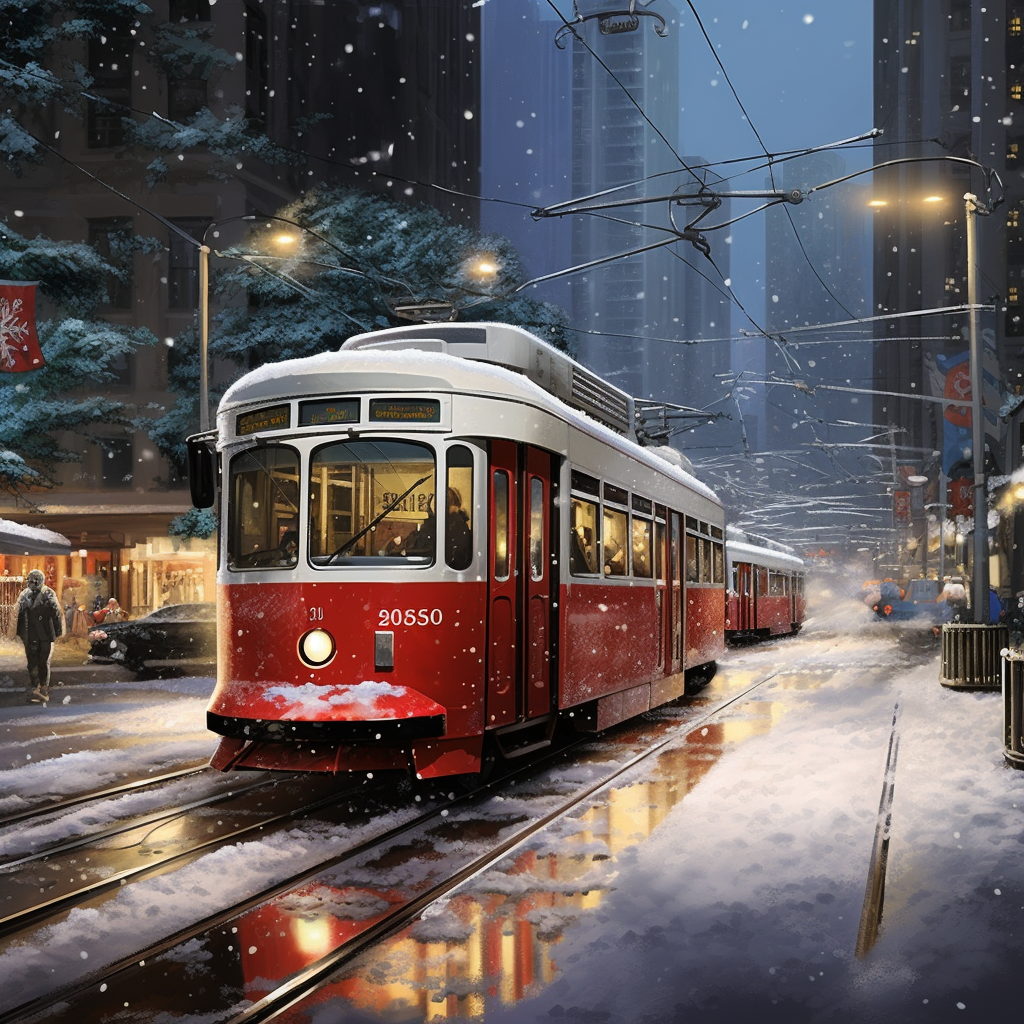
[[0, 296, 31, 369]]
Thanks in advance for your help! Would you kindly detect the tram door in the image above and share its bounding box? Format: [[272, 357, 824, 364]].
[[670, 513, 683, 673], [486, 441, 555, 727], [736, 562, 754, 632]]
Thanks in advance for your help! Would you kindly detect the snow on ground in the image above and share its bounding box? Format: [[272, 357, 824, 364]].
[[0, 678, 217, 815]]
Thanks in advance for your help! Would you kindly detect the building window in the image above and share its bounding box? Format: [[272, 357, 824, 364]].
[[1010, 14, 1022, 36], [245, 4, 268, 126], [168, 219, 208, 310], [949, 57, 971, 104], [1012, 82, 1023, 102], [950, 0, 971, 32], [87, 31, 132, 148], [88, 217, 134, 309], [101, 437, 134, 489], [169, 0, 210, 21]]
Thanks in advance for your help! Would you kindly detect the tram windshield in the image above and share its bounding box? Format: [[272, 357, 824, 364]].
[[227, 446, 301, 571], [309, 440, 437, 564]]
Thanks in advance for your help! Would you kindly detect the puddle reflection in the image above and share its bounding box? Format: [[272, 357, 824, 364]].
[[242, 707, 780, 1022]]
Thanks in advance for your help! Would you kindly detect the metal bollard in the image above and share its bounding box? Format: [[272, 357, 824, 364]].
[[1003, 650, 1024, 769], [940, 623, 1008, 689]]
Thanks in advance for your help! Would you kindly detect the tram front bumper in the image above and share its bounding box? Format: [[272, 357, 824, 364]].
[[207, 678, 447, 744]]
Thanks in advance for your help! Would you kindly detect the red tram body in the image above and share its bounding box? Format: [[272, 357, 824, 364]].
[[188, 323, 786, 781]]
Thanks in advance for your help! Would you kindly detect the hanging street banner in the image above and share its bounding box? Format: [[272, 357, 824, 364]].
[[924, 312, 1002, 477], [948, 477, 974, 519], [893, 490, 911, 525], [0, 280, 45, 372]]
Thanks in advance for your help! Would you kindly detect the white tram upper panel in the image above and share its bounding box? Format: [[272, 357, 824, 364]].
[[725, 526, 805, 574], [217, 322, 720, 511]]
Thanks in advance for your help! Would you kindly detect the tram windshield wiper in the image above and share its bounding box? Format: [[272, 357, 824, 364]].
[[328, 474, 431, 562]]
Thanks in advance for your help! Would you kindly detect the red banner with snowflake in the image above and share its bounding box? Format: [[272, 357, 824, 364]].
[[0, 280, 45, 372]]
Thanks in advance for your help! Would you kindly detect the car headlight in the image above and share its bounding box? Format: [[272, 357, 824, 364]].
[[298, 628, 336, 668]]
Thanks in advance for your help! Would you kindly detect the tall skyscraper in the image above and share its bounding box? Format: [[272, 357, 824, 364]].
[[873, 0, 1018, 477], [481, 0, 730, 422]]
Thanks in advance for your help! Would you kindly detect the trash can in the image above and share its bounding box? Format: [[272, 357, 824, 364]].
[[1003, 649, 1024, 769], [940, 623, 1008, 690]]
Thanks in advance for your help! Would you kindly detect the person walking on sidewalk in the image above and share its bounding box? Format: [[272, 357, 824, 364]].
[[16, 569, 64, 703]]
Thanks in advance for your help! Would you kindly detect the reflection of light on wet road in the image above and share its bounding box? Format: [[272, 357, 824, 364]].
[[240, 635, 928, 1021], [266, 714, 782, 1021]]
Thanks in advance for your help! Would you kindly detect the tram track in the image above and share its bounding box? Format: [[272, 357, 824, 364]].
[[0, 773, 278, 871], [0, 662, 793, 1024], [0, 770, 372, 939], [0, 763, 212, 831]]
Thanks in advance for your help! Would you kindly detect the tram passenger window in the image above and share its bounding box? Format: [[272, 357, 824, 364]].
[[603, 508, 628, 576], [655, 520, 666, 581], [632, 517, 652, 578], [712, 542, 724, 584], [227, 446, 300, 570], [493, 470, 510, 580], [529, 476, 544, 580], [308, 440, 435, 565], [685, 533, 698, 582], [698, 537, 711, 582], [445, 446, 474, 570], [756, 567, 768, 596], [671, 514, 680, 582], [569, 497, 599, 575]]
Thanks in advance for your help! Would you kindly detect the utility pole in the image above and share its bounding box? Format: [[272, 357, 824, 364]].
[[965, 193, 990, 623]]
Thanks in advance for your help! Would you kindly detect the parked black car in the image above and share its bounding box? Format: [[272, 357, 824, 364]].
[[87, 602, 217, 676]]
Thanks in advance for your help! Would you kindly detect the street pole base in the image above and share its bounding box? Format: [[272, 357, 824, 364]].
[[939, 623, 1007, 690]]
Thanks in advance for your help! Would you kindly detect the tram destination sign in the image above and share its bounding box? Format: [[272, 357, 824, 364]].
[[369, 399, 441, 423], [237, 403, 290, 435], [299, 398, 360, 426]]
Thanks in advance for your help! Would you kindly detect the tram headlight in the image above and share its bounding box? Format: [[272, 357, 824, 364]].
[[298, 628, 336, 668]]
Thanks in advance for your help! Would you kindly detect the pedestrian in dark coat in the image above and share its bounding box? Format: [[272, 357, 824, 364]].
[[16, 569, 65, 703]]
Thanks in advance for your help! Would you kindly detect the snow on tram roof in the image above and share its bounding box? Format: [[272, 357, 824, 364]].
[[219, 333, 720, 506]]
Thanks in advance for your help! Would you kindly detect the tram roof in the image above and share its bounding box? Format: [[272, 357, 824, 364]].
[[219, 331, 720, 506], [340, 322, 637, 437]]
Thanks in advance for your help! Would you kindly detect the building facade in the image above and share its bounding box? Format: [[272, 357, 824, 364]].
[[872, 0, 1020, 482], [0, 0, 481, 629]]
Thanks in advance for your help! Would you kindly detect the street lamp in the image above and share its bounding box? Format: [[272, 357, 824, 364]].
[[965, 192, 990, 623], [198, 215, 257, 433]]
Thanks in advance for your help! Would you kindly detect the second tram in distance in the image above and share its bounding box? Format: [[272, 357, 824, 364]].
[[724, 526, 806, 641], [188, 322, 801, 780]]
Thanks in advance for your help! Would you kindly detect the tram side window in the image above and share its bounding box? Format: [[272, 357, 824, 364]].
[[698, 536, 711, 583], [632, 516, 652, 578], [529, 476, 544, 580], [603, 507, 628, 576], [308, 440, 436, 564], [227, 446, 300, 570], [685, 532, 698, 582], [756, 566, 769, 596], [712, 541, 724, 584], [769, 571, 785, 596], [569, 497, 599, 575], [493, 470, 510, 580], [445, 445, 474, 570], [655, 520, 666, 581]]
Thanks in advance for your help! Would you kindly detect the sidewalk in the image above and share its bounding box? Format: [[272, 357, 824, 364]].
[[0, 636, 200, 706]]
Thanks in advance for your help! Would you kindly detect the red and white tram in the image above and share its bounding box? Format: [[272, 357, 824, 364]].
[[724, 526, 805, 640], [188, 322, 728, 780]]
